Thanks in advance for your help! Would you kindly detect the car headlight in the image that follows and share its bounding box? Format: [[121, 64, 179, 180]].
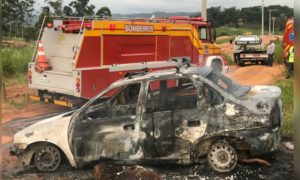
[[15, 143, 28, 149]]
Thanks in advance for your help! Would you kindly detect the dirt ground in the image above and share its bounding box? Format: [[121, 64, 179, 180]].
[[1, 36, 292, 179]]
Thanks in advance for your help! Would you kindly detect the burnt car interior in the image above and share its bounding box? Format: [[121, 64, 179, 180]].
[[146, 77, 198, 112], [85, 83, 141, 119]]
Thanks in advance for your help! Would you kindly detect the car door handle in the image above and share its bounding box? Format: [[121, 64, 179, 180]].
[[188, 120, 200, 127], [123, 123, 135, 130]]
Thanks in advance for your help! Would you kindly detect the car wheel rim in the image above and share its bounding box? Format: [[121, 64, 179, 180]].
[[35, 146, 61, 172], [208, 143, 237, 172]]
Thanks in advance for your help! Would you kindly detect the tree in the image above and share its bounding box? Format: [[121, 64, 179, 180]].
[[96, 7, 112, 17], [67, 0, 95, 16], [45, 0, 63, 16], [63, 6, 74, 16], [207, 6, 223, 27], [2, 0, 35, 38]]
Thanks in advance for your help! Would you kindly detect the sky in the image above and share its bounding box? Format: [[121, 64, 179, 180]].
[[36, 0, 294, 14]]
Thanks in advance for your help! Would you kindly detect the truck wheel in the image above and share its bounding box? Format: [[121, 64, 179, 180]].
[[207, 142, 238, 173], [34, 144, 61, 172], [238, 59, 244, 67], [211, 60, 223, 72]]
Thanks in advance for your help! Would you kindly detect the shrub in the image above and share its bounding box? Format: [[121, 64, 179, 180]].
[[274, 40, 284, 64], [2, 46, 34, 77]]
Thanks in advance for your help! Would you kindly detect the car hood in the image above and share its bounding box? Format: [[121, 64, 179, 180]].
[[245, 85, 281, 100], [13, 111, 74, 145]]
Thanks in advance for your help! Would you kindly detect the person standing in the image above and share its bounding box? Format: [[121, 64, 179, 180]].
[[286, 46, 294, 79], [267, 40, 276, 66]]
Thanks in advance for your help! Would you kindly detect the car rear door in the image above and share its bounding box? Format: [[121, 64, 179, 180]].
[[141, 77, 207, 159]]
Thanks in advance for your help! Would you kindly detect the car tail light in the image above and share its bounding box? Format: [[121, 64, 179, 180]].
[[76, 78, 80, 93], [28, 71, 32, 84]]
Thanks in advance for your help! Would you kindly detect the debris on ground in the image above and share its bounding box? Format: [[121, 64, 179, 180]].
[[94, 164, 162, 180], [282, 141, 294, 151]]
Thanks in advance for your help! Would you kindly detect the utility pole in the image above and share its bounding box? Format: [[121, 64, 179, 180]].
[[268, 9, 277, 36], [202, 0, 207, 21], [272, 17, 276, 35], [261, 0, 264, 36]]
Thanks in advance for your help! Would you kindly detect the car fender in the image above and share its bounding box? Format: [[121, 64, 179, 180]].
[[13, 112, 77, 167]]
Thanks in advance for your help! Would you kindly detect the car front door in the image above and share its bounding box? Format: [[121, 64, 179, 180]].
[[69, 82, 143, 165]]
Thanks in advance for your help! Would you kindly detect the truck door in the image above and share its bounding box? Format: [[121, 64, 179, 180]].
[[70, 83, 143, 165], [141, 77, 201, 159]]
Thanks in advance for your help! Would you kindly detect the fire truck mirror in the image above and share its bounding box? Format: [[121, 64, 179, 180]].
[[213, 29, 217, 42]]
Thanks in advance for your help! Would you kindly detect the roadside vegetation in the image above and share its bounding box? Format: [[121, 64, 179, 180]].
[[221, 51, 234, 65], [2, 39, 35, 108], [274, 40, 284, 64], [275, 78, 293, 137], [2, 41, 34, 82]]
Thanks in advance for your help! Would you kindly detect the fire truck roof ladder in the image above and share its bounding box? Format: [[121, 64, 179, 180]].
[[108, 57, 191, 72], [31, 16, 47, 62]]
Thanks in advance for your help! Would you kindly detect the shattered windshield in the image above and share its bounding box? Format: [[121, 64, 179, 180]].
[[206, 71, 250, 97]]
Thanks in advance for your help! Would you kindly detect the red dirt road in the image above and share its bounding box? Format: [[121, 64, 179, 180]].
[[227, 64, 285, 85]]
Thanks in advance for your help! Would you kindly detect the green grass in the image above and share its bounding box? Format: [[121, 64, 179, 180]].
[[274, 40, 284, 64], [2, 45, 34, 78], [216, 26, 262, 37], [216, 25, 283, 37], [215, 37, 233, 44], [275, 78, 294, 137], [7, 96, 31, 109], [221, 51, 234, 65]]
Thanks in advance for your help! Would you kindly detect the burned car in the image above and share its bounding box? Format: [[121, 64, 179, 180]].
[[10, 66, 282, 173]]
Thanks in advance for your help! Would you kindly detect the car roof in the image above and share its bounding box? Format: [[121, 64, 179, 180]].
[[111, 66, 213, 86]]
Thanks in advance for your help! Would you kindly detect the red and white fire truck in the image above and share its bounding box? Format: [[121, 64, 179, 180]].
[[283, 18, 294, 64], [28, 16, 227, 107]]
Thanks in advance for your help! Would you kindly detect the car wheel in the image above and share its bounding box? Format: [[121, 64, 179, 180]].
[[34, 144, 61, 172], [207, 142, 238, 173]]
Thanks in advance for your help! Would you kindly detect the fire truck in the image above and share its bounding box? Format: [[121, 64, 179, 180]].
[[283, 18, 294, 64], [28, 16, 227, 107]]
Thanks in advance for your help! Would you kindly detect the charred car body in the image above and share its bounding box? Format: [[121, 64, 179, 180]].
[[10, 65, 282, 173]]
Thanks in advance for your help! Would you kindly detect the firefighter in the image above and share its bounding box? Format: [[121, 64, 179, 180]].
[[267, 40, 276, 66], [286, 46, 294, 79]]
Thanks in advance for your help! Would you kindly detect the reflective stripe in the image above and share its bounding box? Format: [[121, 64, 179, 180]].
[[38, 43, 43, 47], [38, 51, 45, 55], [288, 46, 294, 63]]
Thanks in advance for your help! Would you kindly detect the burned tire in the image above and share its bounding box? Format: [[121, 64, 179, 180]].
[[207, 142, 237, 173], [34, 144, 61, 172]]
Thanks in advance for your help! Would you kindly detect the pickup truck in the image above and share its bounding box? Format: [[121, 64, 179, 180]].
[[233, 35, 268, 66]]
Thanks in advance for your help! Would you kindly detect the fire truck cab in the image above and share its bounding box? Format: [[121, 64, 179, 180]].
[[28, 16, 227, 107]]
